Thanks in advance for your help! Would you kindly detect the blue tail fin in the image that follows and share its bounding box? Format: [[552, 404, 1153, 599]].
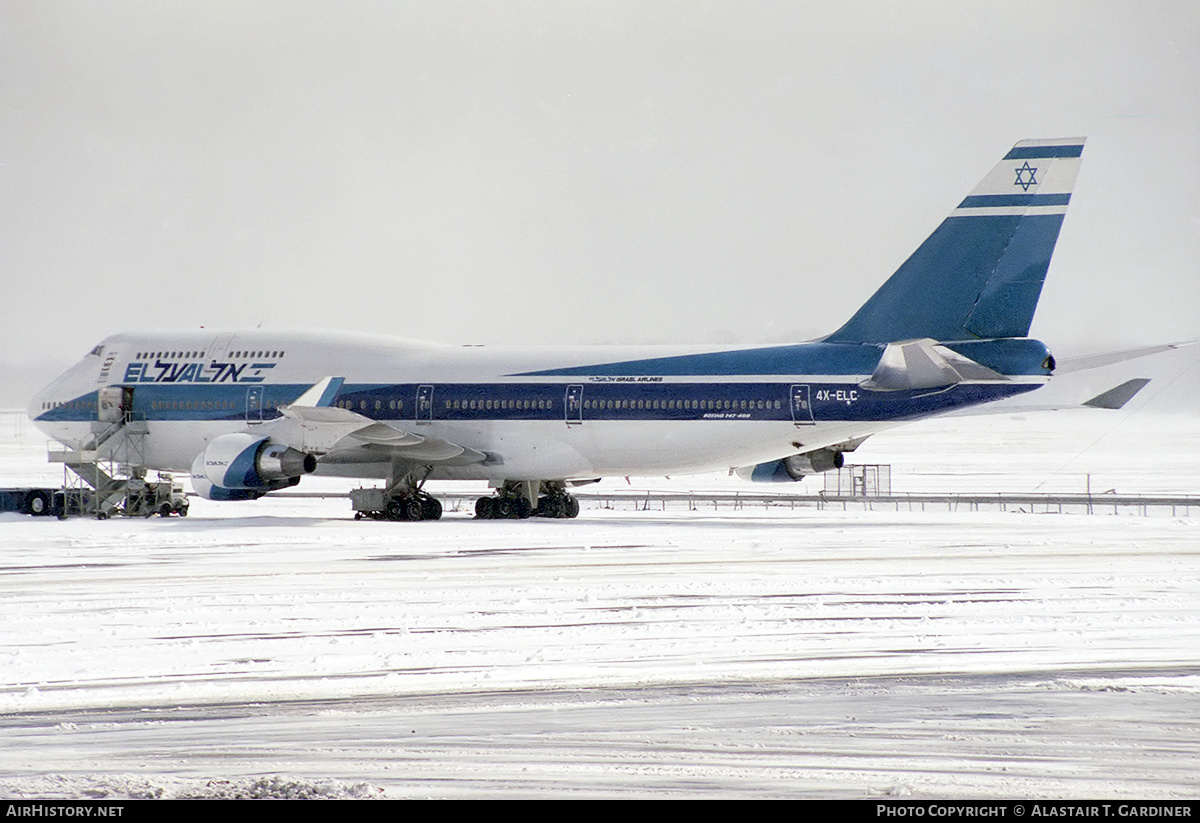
[[826, 138, 1085, 344]]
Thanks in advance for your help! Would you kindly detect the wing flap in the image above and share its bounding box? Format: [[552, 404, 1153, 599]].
[[346, 422, 483, 462]]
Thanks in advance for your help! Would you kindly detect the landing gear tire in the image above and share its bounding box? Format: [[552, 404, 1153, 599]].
[[475, 497, 494, 519], [534, 492, 579, 519], [385, 498, 404, 521], [422, 496, 442, 521], [477, 494, 532, 520], [403, 498, 424, 521]]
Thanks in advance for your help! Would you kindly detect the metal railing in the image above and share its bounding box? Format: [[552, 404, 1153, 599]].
[[276, 488, 1199, 517]]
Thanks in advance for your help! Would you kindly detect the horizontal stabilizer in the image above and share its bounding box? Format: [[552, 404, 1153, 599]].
[[861, 339, 1007, 391], [1083, 378, 1151, 410]]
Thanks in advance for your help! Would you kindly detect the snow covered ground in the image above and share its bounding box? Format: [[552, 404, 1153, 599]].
[[1, 408, 1198, 798]]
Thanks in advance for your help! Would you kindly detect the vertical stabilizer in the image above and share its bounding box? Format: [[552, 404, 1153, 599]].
[[826, 138, 1085, 344]]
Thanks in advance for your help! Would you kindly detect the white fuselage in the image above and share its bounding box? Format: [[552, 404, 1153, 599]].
[[29, 328, 1045, 485]]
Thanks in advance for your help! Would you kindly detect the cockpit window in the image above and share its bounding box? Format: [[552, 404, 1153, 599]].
[[88, 345, 105, 357]]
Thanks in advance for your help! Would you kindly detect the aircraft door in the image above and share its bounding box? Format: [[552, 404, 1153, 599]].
[[98, 386, 130, 424], [416, 385, 434, 424], [209, 333, 234, 361], [565, 384, 584, 425], [790, 384, 815, 425], [245, 386, 264, 424]]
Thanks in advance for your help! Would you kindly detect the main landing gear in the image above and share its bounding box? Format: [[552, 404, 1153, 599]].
[[352, 476, 581, 522], [351, 464, 443, 521], [388, 491, 441, 521], [475, 480, 580, 520], [352, 487, 443, 521]]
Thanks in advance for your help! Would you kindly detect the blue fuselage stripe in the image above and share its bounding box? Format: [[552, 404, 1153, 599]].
[[36, 380, 1039, 425]]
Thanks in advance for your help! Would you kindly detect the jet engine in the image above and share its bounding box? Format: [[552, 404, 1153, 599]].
[[737, 448, 844, 482], [190, 433, 316, 501]]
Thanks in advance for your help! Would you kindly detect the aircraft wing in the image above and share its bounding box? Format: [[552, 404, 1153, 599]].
[[1054, 342, 1194, 373], [269, 378, 488, 466]]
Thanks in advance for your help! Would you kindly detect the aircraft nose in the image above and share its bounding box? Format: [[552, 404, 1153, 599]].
[[27, 377, 55, 424], [27, 353, 99, 429]]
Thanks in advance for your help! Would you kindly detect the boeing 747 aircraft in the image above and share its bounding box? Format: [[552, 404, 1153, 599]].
[[30, 138, 1096, 519]]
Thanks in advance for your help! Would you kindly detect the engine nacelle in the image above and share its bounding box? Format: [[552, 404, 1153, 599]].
[[190, 434, 316, 500], [736, 448, 845, 482], [189, 460, 269, 501]]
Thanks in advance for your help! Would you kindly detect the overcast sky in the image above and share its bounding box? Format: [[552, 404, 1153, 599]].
[[2, 1, 1197, 406]]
